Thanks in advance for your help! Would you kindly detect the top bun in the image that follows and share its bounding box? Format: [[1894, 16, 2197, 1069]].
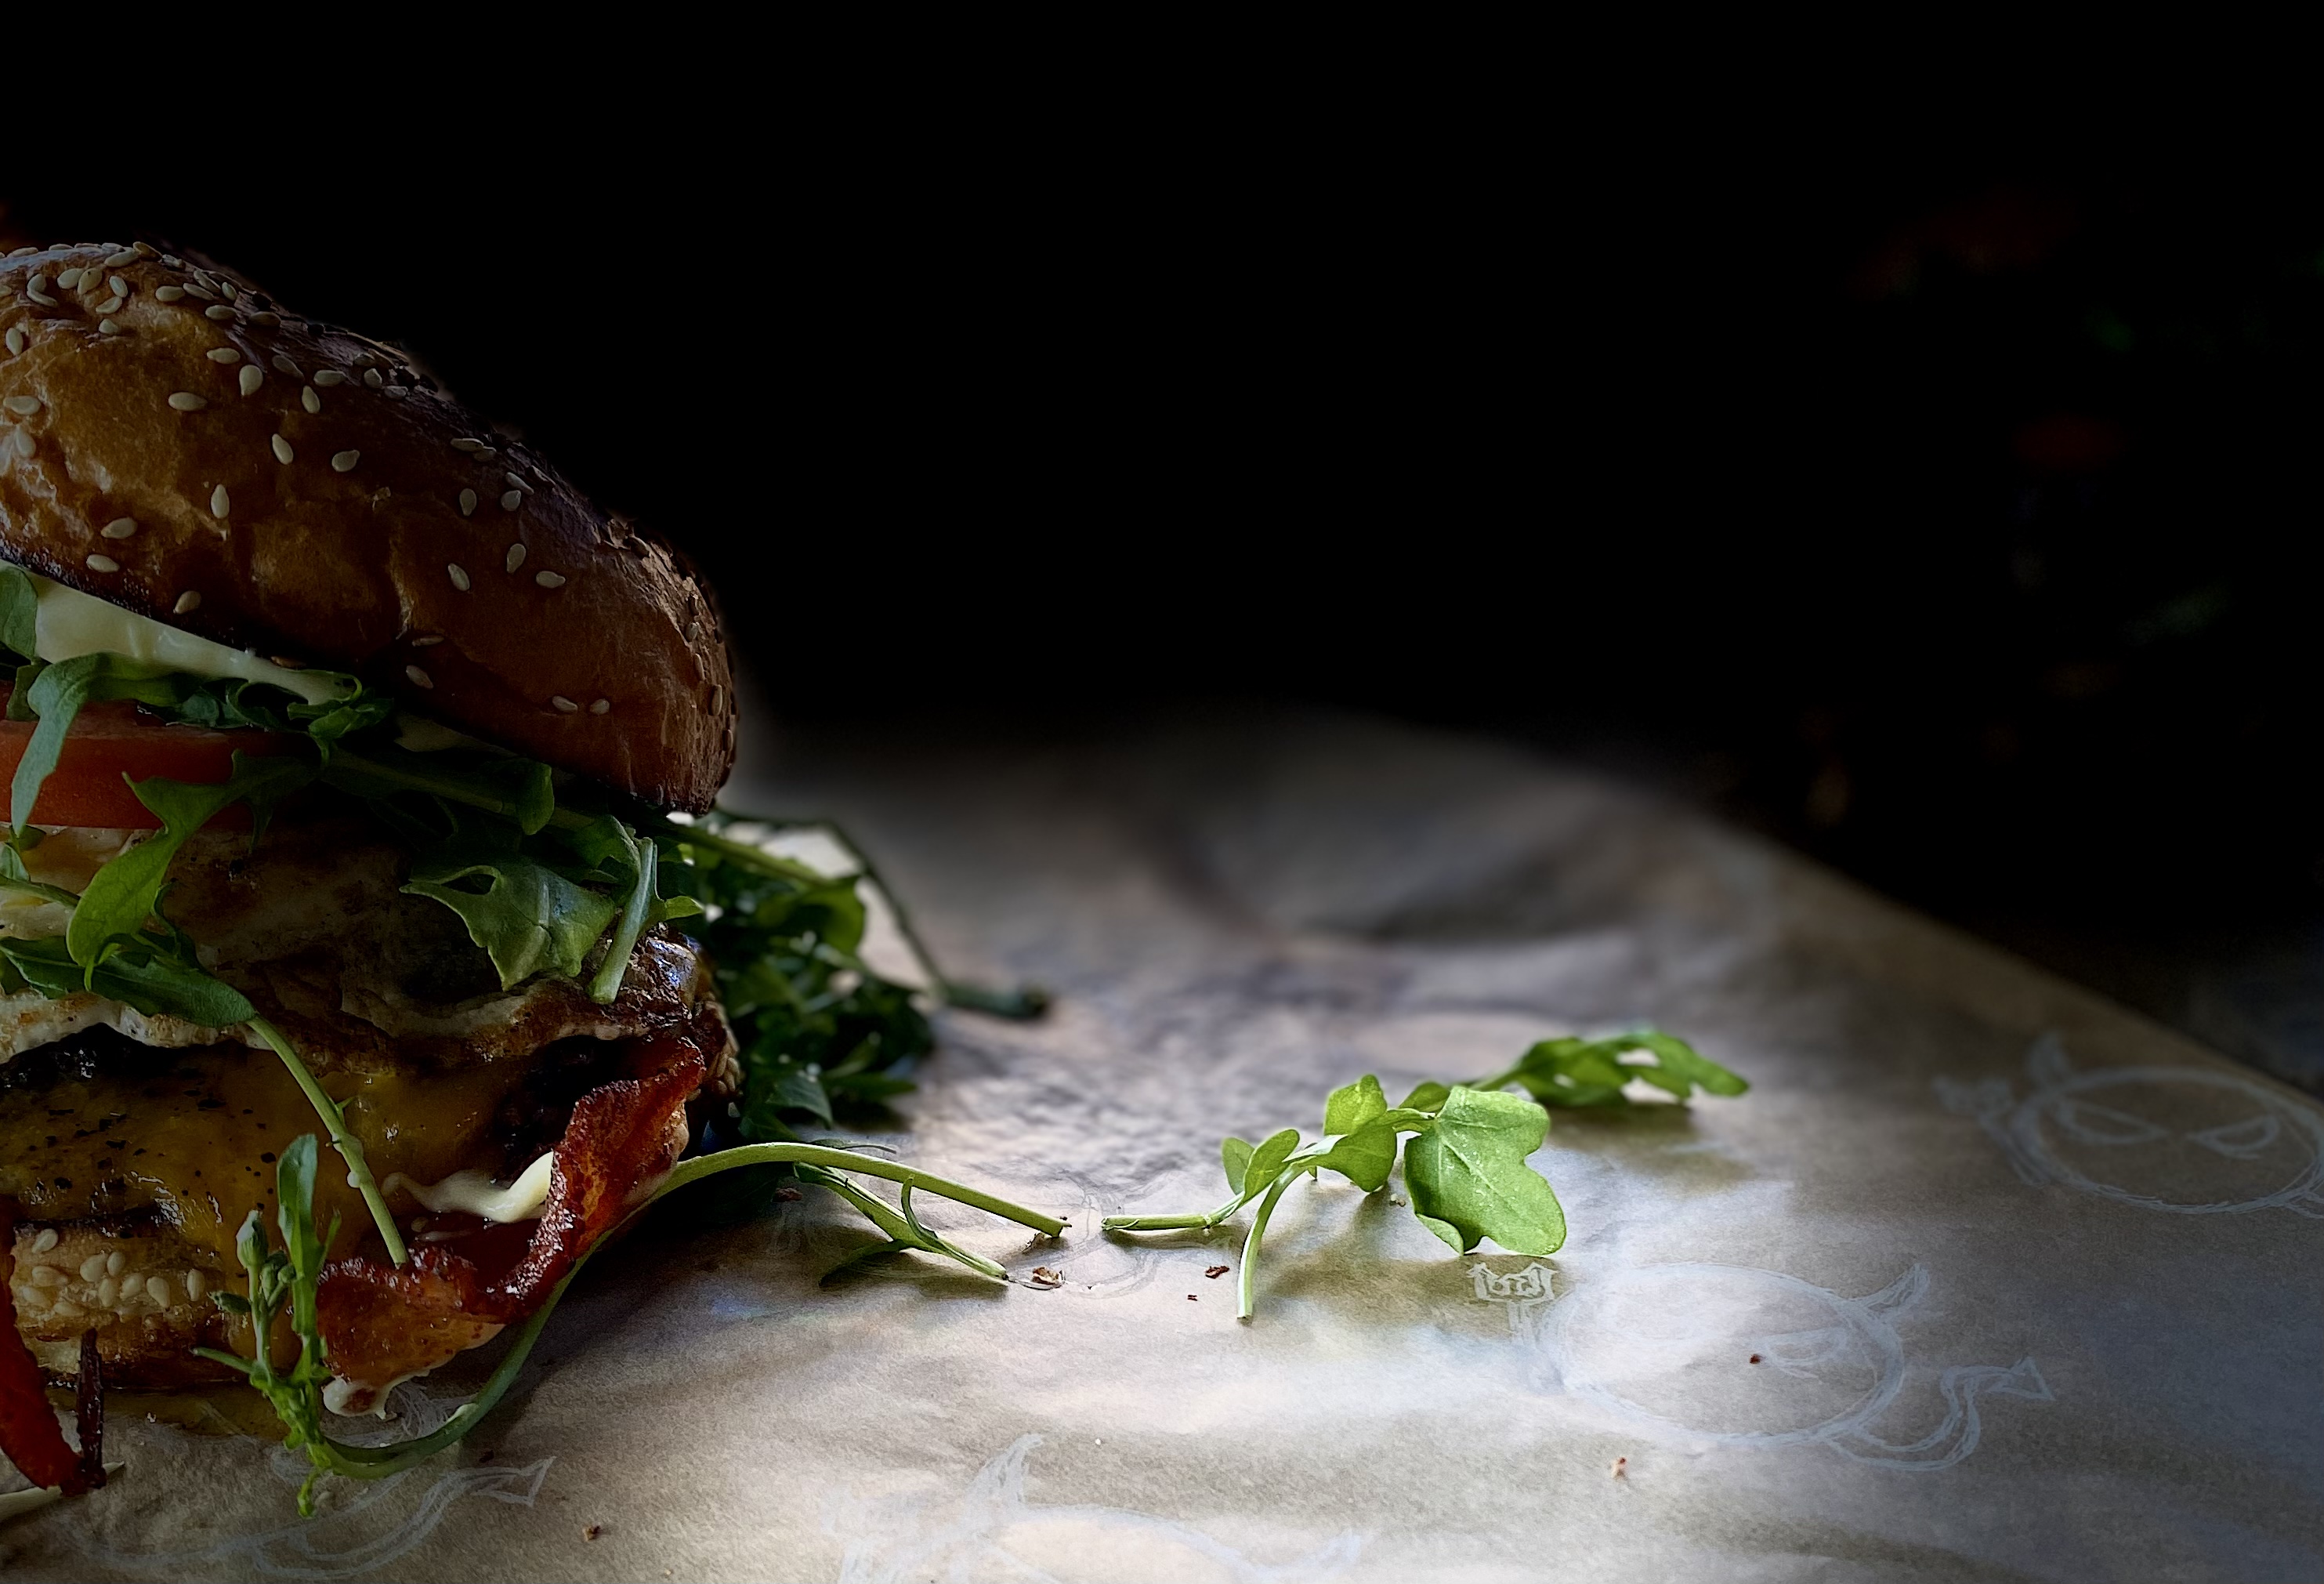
[[0, 242, 734, 811]]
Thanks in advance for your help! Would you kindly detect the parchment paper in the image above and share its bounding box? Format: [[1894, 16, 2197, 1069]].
[[5, 712, 2319, 1582]]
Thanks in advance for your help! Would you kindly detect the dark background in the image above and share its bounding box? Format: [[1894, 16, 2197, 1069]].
[[7, 132, 2320, 1089]]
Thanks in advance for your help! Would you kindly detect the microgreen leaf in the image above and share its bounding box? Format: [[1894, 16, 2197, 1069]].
[[1400, 1080, 1452, 1112], [1221, 1136, 1254, 1194], [1323, 1074, 1388, 1136], [1240, 1128, 1303, 1195], [1403, 1086, 1566, 1256]]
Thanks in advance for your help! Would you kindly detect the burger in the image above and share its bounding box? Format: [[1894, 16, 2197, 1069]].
[[0, 240, 1050, 1508]]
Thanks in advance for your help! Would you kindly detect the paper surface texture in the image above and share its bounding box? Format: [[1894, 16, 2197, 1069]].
[[5, 712, 2317, 1581]]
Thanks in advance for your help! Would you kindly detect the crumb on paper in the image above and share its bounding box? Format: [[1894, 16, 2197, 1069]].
[[1187, 1294, 1198, 1301], [583, 1524, 603, 1542], [1611, 1456, 1628, 1479], [1026, 1267, 1063, 1289], [1749, 1353, 1763, 1364], [1204, 1264, 1230, 1279]]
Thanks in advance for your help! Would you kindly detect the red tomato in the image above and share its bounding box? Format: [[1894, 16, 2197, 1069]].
[[0, 692, 300, 829]]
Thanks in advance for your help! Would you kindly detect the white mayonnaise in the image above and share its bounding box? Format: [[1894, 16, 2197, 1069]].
[[29, 572, 348, 705], [384, 1151, 557, 1224]]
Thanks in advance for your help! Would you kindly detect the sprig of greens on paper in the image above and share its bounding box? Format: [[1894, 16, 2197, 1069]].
[[1105, 1030, 1745, 1318]]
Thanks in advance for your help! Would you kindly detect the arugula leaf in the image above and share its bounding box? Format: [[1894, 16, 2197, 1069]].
[[0, 564, 37, 663], [403, 834, 621, 989], [1403, 1086, 1565, 1256], [0, 931, 255, 1024], [65, 754, 317, 973], [10, 653, 200, 835], [323, 743, 554, 834]]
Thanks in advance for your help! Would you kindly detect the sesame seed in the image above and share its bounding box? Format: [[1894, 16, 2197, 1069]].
[[406, 665, 434, 689], [590, 698, 610, 714], [412, 634, 444, 647], [147, 1275, 171, 1307], [364, 368, 384, 389], [2, 246, 34, 259], [204, 304, 235, 321], [3, 327, 21, 354], [99, 317, 122, 335], [102, 517, 138, 538], [331, 449, 360, 473], [107, 1251, 126, 1279], [505, 470, 533, 493], [105, 248, 138, 267], [135, 242, 158, 259], [7, 430, 31, 460], [173, 590, 201, 614], [239, 365, 264, 397], [271, 434, 294, 464], [458, 488, 477, 516], [219, 279, 238, 301], [447, 564, 472, 591], [501, 490, 522, 511], [27, 284, 57, 307], [184, 1269, 205, 1299], [205, 347, 241, 364], [711, 684, 724, 713], [168, 392, 208, 411], [451, 437, 484, 452], [534, 571, 567, 589], [154, 285, 187, 303], [2, 395, 39, 416], [161, 252, 183, 267], [210, 484, 230, 518], [472, 446, 498, 460], [85, 553, 120, 573], [31, 1228, 57, 1253], [552, 695, 577, 712], [272, 354, 300, 375], [250, 310, 281, 327], [183, 283, 216, 302], [385, 385, 408, 399], [313, 369, 349, 386], [107, 274, 129, 295], [56, 267, 83, 289], [686, 621, 702, 645], [302, 386, 321, 414], [352, 352, 378, 369], [505, 542, 527, 572], [94, 293, 123, 314]]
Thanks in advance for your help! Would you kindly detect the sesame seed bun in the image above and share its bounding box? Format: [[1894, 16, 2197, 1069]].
[[0, 242, 734, 811]]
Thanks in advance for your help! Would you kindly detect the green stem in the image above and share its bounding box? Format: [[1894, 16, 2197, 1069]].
[[248, 1017, 408, 1267], [658, 1143, 1066, 1237], [1239, 1172, 1299, 1321], [585, 834, 654, 1005], [256, 1139, 1058, 1490]]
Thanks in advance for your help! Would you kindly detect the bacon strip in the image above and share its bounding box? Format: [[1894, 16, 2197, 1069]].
[[2, 1198, 92, 1495], [316, 1016, 714, 1393]]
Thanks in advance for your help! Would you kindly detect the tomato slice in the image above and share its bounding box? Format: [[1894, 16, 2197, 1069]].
[[0, 692, 301, 829]]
